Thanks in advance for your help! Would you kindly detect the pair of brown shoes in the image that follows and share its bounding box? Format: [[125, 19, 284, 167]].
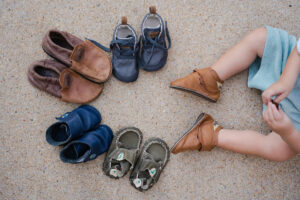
[[169, 67, 224, 154], [28, 30, 112, 103]]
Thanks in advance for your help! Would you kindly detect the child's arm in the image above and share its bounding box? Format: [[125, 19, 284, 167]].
[[262, 46, 300, 104], [263, 102, 300, 153]]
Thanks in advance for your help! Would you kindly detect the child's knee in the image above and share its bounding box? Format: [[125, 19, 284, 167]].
[[266, 142, 294, 162], [247, 27, 267, 43], [244, 27, 267, 56]]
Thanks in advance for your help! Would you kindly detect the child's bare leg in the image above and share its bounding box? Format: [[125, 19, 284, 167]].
[[211, 27, 267, 81], [217, 129, 296, 162]]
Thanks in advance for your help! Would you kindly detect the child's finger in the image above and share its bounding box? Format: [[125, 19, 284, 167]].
[[270, 103, 280, 121], [263, 109, 269, 122], [278, 107, 286, 116], [262, 90, 272, 105], [262, 91, 271, 105], [267, 102, 275, 122], [273, 92, 285, 103]]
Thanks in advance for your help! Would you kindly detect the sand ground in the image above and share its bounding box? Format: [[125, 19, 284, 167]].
[[0, 0, 299, 199]]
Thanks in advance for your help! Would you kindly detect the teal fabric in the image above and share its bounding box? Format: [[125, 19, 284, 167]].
[[248, 26, 300, 131]]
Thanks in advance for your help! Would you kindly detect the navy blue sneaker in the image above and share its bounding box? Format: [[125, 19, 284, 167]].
[[138, 6, 171, 71], [60, 125, 113, 163], [110, 16, 140, 82], [46, 105, 101, 146]]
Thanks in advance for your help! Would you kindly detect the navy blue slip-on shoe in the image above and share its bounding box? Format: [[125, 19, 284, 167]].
[[60, 125, 113, 164], [46, 105, 101, 146], [138, 6, 171, 72], [110, 16, 140, 82]]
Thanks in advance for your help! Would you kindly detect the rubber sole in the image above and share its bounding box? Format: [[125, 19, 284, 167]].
[[170, 85, 217, 103], [112, 69, 139, 83], [170, 113, 206, 152], [138, 55, 167, 72]]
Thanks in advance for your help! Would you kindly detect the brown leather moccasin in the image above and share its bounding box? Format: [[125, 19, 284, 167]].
[[170, 67, 223, 102], [42, 30, 112, 83], [59, 68, 104, 103], [42, 29, 84, 66], [171, 113, 222, 154], [28, 59, 103, 103], [28, 59, 66, 98], [70, 40, 112, 83]]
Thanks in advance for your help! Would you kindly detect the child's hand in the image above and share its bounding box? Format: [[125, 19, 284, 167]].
[[263, 102, 293, 138], [262, 80, 293, 105]]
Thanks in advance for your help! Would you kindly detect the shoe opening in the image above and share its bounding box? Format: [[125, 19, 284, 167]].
[[50, 31, 73, 50]]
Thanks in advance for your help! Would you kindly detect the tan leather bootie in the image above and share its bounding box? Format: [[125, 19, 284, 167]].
[[171, 113, 222, 154], [170, 67, 223, 102]]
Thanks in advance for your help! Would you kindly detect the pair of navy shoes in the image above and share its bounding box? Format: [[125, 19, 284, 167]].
[[46, 105, 113, 164], [89, 6, 171, 83]]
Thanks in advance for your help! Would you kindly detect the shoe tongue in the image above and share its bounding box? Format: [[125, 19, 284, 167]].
[[60, 124, 70, 136], [116, 35, 134, 49], [144, 27, 161, 39]]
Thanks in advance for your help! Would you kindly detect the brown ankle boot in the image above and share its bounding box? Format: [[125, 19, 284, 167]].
[[170, 67, 223, 102], [171, 113, 222, 154]]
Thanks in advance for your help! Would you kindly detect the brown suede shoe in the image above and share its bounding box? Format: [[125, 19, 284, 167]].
[[70, 40, 112, 83], [42, 29, 83, 66], [59, 68, 104, 103], [28, 59, 66, 98], [170, 67, 223, 102], [171, 113, 222, 154], [28, 59, 103, 103]]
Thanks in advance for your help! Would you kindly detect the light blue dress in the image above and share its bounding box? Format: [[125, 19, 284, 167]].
[[248, 26, 300, 131]]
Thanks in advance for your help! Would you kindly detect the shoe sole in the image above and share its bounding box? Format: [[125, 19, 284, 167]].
[[170, 113, 206, 152], [113, 70, 139, 83], [140, 64, 164, 72], [138, 55, 167, 72], [170, 85, 217, 102]]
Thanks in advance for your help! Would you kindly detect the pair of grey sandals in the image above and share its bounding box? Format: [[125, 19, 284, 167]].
[[103, 127, 170, 191]]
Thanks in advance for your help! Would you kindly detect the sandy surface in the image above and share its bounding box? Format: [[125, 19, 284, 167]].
[[1, 0, 299, 199]]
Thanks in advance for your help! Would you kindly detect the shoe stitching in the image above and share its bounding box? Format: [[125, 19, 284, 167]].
[[196, 71, 209, 93]]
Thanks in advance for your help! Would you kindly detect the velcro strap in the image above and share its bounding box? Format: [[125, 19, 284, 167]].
[[133, 156, 161, 190], [131, 153, 162, 190], [56, 112, 70, 120], [139, 152, 161, 174], [140, 160, 159, 172], [133, 177, 152, 190], [109, 148, 138, 166]]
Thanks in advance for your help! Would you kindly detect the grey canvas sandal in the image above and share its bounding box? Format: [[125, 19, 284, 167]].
[[129, 138, 170, 191], [103, 127, 143, 178]]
